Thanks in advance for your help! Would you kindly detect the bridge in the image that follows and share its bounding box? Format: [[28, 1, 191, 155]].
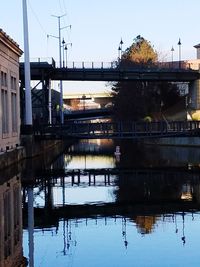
[[19, 58, 200, 126], [32, 120, 200, 140], [64, 107, 112, 120], [20, 59, 200, 82]]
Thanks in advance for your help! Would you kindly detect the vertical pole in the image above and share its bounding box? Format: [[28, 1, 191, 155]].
[[22, 0, 32, 126], [65, 46, 68, 68], [48, 79, 52, 124], [178, 38, 181, 69], [28, 187, 34, 267], [58, 18, 64, 124]]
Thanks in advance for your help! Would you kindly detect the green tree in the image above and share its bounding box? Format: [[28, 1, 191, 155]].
[[112, 35, 182, 121]]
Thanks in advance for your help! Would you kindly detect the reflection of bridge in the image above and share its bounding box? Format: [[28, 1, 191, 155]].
[[33, 120, 200, 139], [23, 200, 200, 223], [22, 166, 200, 219]]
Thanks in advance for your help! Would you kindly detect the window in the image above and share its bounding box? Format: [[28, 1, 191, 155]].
[[1, 89, 9, 134], [11, 93, 17, 133], [11, 76, 16, 91], [1, 71, 7, 87]]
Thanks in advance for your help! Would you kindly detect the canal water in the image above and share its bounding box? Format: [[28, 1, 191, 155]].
[[2, 139, 200, 267]]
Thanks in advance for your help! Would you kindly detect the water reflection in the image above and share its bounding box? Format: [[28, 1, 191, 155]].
[[0, 167, 27, 267], [20, 140, 200, 266], [3, 139, 200, 266]]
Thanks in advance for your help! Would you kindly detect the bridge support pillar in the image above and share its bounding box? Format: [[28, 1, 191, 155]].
[[189, 79, 200, 109]]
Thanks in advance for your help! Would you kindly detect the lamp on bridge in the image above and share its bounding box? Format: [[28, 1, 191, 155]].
[[171, 46, 174, 67], [178, 38, 182, 69], [118, 38, 123, 61], [64, 42, 72, 68], [62, 38, 65, 67], [118, 46, 121, 62], [82, 94, 87, 111]]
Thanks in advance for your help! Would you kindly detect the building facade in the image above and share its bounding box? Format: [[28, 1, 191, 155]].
[[0, 29, 23, 152]]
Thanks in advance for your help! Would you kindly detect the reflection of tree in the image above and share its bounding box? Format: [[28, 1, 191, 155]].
[[135, 216, 158, 234], [114, 172, 183, 204], [115, 140, 173, 169]]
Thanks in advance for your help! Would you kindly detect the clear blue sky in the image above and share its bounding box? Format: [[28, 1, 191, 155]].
[[1, 0, 200, 93]]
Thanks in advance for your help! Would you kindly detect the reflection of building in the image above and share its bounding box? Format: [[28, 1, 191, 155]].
[[0, 29, 23, 152], [0, 175, 26, 267]]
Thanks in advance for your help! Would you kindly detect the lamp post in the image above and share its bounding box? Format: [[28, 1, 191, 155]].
[[64, 42, 72, 68], [171, 46, 174, 67], [62, 38, 65, 67], [178, 38, 181, 69], [119, 38, 123, 60], [82, 94, 86, 111], [118, 46, 121, 62]]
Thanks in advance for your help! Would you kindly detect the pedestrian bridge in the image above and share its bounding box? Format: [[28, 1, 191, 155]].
[[19, 59, 200, 118], [32, 120, 200, 139], [20, 59, 200, 82]]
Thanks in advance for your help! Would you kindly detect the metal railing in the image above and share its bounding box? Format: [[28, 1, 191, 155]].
[[32, 120, 200, 139], [20, 57, 200, 71]]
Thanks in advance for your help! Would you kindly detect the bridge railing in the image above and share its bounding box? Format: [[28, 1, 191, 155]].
[[20, 57, 200, 71], [55, 61, 118, 69], [53, 61, 194, 71], [33, 121, 200, 139]]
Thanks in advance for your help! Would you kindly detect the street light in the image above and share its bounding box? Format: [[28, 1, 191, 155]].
[[178, 38, 182, 69], [82, 94, 86, 111], [119, 38, 123, 60], [171, 46, 174, 67], [64, 42, 72, 68], [118, 46, 121, 62], [62, 38, 65, 67]]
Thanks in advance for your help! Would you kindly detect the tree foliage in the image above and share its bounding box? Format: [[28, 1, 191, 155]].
[[112, 36, 182, 121], [123, 35, 158, 65]]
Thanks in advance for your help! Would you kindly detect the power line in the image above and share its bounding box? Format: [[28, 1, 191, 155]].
[[27, 0, 48, 36]]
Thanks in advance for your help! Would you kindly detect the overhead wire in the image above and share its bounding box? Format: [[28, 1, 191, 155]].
[[27, 0, 49, 57], [27, 0, 48, 36]]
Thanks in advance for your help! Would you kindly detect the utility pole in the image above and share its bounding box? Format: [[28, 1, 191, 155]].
[[51, 14, 71, 124], [22, 0, 32, 128]]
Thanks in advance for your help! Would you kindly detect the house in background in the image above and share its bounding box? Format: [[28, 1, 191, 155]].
[[0, 29, 23, 152]]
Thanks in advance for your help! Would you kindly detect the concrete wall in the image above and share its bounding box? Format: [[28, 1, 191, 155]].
[[145, 136, 200, 147], [189, 79, 200, 109]]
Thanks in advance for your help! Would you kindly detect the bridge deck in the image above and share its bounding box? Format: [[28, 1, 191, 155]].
[[32, 121, 200, 140], [20, 61, 200, 82]]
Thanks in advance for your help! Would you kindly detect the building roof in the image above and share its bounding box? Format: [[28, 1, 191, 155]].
[[194, 43, 200, 49], [0, 28, 23, 56]]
